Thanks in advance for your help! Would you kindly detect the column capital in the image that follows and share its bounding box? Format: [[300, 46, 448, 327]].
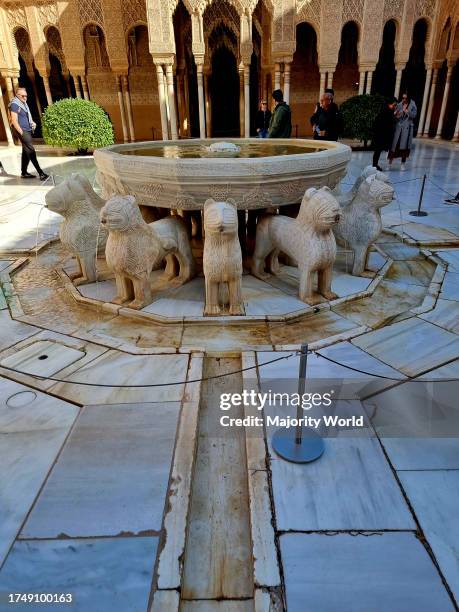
[[395, 62, 406, 71], [152, 55, 175, 66], [358, 63, 376, 72]]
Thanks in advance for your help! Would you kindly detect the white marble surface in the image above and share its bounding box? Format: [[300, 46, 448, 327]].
[[49, 350, 189, 404], [0, 340, 86, 377], [419, 298, 459, 334], [22, 402, 180, 538], [399, 470, 459, 602], [436, 249, 459, 272], [352, 318, 459, 377], [0, 377, 78, 564], [280, 532, 454, 612], [0, 310, 40, 352], [0, 537, 157, 612], [440, 272, 459, 301]]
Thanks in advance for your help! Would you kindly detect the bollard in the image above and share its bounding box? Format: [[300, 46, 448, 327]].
[[409, 174, 428, 216], [271, 343, 325, 463]]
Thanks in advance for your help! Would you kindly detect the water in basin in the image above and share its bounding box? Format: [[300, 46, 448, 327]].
[[119, 142, 326, 159]]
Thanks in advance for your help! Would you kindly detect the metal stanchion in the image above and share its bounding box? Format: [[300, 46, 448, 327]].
[[409, 174, 428, 216], [272, 343, 325, 463]]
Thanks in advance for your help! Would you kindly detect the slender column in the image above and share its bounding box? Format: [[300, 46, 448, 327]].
[[5, 78, 15, 102], [12, 77, 19, 91], [165, 64, 178, 140], [418, 68, 432, 135], [176, 70, 185, 137], [74, 76, 83, 99], [184, 71, 191, 136], [366, 70, 373, 94], [81, 75, 90, 100], [239, 67, 245, 136], [283, 62, 291, 104], [394, 67, 403, 99], [155, 64, 169, 140], [244, 64, 250, 137], [28, 74, 43, 116], [319, 71, 326, 95], [42, 75, 53, 106], [274, 62, 281, 90], [204, 71, 212, 138], [423, 68, 438, 136], [65, 74, 72, 98], [0, 84, 14, 145], [327, 71, 334, 90], [122, 75, 135, 142], [115, 75, 129, 143], [196, 64, 206, 139], [435, 65, 453, 139], [358, 72, 365, 95], [453, 111, 459, 142]]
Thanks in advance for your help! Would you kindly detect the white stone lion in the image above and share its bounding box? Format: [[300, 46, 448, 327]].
[[203, 199, 244, 316], [45, 173, 107, 285], [335, 165, 391, 207], [334, 174, 394, 277], [251, 187, 341, 305], [100, 195, 195, 310]]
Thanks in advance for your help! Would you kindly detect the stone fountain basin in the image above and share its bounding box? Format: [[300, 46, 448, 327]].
[[93, 139, 351, 210]]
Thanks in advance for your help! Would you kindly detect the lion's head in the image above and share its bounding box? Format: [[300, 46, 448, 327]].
[[203, 199, 238, 236], [298, 187, 341, 231], [45, 173, 102, 215], [100, 195, 144, 231], [357, 174, 394, 209]]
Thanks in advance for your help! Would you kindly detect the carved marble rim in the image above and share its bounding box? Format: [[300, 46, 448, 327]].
[[94, 138, 352, 179]]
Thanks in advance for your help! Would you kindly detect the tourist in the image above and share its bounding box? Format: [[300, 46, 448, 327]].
[[268, 89, 292, 138], [255, 100, 272, 138], [371, 97, 398, 171], [8, 87, 48, 180], [310, 92, 343, 141], [388, 92, 417, 171]]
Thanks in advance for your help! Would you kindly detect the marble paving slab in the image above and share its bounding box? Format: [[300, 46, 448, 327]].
[[436, 249, 459, 272], [280, 532, 454, 612], [385, 260, 435, 286], [377, 241, 425, 261], [333, 280, 426, 328], [419, 298, 459, 334], [21, 402, 180, 538], [78, 278, 117, 302], [0, 377, 78, 564], [399, 470, 459, 602], [0, 310, 40, 352], [0, 260, 14, 272], [268, 401, 414, 531], [0, 537, 158, 612], [143, 297, 204, 317], [182, 322, 271, 351], [352, 318, 459, 377], [391, 223, 458, 243], [181, 602, 254, 611], [49, 351, 189, 404], [440, 272, 459, 301], [86, 317, 184, 349], [0, 287, 6, 310], [269, 311, 357, 346], [0, 340, 86, 377]]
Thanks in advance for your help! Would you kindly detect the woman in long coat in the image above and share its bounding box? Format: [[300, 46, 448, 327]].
[[388, 93, 417, 171]]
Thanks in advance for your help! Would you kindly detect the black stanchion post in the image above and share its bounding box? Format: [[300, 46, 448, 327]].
[[409, 174, 428, 217], [271, 343, 325, 463]]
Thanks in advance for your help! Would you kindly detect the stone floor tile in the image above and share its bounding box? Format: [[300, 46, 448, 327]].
[[384, 260, 435, 286], [0, 537, 157, 612], [280, 532, 454, 612], [21, 402, 180, 538], [419, 298, 459, 334], [0, 310, 40, 352], [352, 318, 459, 377], [399, 470, 459, 602], [440, 272, 459, 301], [269, 311, 356, 345]]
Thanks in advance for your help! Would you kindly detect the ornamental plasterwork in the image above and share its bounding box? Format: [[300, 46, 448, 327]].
[[296, 0, 321, 29], [14, 26, 32, 61], [77, 0, 105, 28], [342, 0, 364, 24], [204, 1, 240, 39], [37, 0, 58, 28], [383, 0, 404, 22], [415, 0, 436, 20], [2, 2, 27, 30], [122, 0, 147, 32]]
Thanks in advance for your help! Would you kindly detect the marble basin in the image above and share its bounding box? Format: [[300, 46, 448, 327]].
[[93, 139, 351, 210]]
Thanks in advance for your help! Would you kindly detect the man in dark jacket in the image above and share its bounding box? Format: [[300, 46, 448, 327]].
[[268, 90, 292, 138], [310, 92, 343, 141], [372, 97, 397, 170], [255, 100, 272, 138]]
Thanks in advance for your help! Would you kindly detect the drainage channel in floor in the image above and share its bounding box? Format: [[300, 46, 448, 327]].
[[180, 355, 255, 612]]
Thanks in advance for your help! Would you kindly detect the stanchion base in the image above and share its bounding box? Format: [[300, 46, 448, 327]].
[[409, 210, 428, 216], [272, 428, 325, 463]]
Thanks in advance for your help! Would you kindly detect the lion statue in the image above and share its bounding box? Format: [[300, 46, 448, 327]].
[[334, 165, 390, 207], [203, 199, 244, 316], [251, 187, 341, 305], [100, 195, 195, 310], [334, 173, 394, 277], [45, 173, 107, 285]]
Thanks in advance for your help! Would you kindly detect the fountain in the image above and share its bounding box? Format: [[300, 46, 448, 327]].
[[93, 138, 351, 209]]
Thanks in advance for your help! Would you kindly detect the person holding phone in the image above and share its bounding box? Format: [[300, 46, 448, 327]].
[[388, 92, 417, 171], [9, 87, 48, 180]]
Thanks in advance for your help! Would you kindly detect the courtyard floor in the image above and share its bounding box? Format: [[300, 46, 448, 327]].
[[0, 139, 458, 611]]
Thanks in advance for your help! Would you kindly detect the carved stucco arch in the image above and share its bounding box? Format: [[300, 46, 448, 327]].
[[381, 18, 401, 58], [340, 19, 361, 65], [44, 24, 68, 73]]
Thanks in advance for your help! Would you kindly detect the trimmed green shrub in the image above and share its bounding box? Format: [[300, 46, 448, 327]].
[[340, 94, 387, 146], [42, 98, 114, 153]]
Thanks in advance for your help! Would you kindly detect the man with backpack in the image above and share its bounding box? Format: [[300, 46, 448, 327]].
[[9, 87, 48, 180]]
